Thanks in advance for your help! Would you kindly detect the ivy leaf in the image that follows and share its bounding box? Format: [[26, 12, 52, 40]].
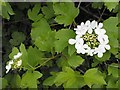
[[9, 31, 26, 46], [21, 71, 42, 88], [102, 0, 118, 11], [53, 2, 79, 26], [68, 53, 84, 68], [108, 63, 119, 77], [54, 67, 85, 88], [1, 2, 14, 20], [84, 68, 106, 87], [103, 17, 118, 55], [31, 18, 51, 41], [41, 2, 55, 20], [28, 3, 43, 21], [35, 31, 55, 52], [55, 29, 75, 53]]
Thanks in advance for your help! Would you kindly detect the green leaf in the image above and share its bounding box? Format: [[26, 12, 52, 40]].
[[68, 53, 84, 68], [55, 29, 75, 53], [108, 63, 119, 77], [103, 17, 118, 55], [9, 31, 26, 46], [84, 68, 106, 87], [4, 74, 21, 88], [53, 2, 79, 26], [57, 56, 70, 68], [31, 18, 51, 41], [106, 75, 118, 88], [54, 67, 85, 88], [95, 51, 111, 61], [27, 46, 44, 67], [92, 2, 103, 9], [28, 3, 43, 21], [0, 78, 8, 88], [43, 76, 56, 86], [41, 2, 55, 20], [9, 47, 19, 59], [1, 2, 14, 20], [20, 43, 29, 69], [10, 74, 21, 88], [21, 71, 42, 88], [68, 44, 76, 56], [102, 0, 118, 11], [35, 31, 55, 52]]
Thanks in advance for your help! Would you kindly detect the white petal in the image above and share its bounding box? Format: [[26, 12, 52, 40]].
[[85, 20, 90, 26], [5, 64, 11, 73], [75, 43, 80, 49], [105, 45, 110, 50], [81, 22, 84, 26], [68, 39, 76, 45], [98, 52, 103, 58], [83, 44, 89, 49], [74, 28, 78, 31], [91, 20, 97, 29], [14, 52, 22, 59], [17, 60, 22, 66], [9, 60, 14, 65], [88, 28, 93, 34], [100, 29, 106, 35], [98, 23, 103, 29], [76, 30, 82, 35], [76, 48, 81, 54], [95, 28, 99, 35]]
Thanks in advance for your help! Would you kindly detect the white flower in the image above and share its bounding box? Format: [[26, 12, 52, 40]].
[[94, 45, 106, 58], [75, 43, 89, 54], [86, 47, 94, 56], [16, 60, 22, 67], [68, 20, 110, 58], [74, 22, 87, 36], [14, 52, 22, 59], [6, 64, 11, 73], [5, 60, 13, 73]]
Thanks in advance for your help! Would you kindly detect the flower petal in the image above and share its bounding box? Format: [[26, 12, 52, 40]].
[[105, 45, 110, 50], [98, 52, 103, 58], [98, 23, 103, 29], [68, 39, 76, 45], [91, 20, 97, 29]]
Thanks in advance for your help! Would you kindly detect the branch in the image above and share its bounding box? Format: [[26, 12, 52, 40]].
[[80, 6, 104, 21]]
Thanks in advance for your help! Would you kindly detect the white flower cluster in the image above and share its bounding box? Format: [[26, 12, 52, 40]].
[[68, 20, 110, 58], [6, 52, 22, 73]]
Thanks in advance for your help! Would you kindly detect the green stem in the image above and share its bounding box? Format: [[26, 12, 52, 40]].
[[35, 54, 61, 70]]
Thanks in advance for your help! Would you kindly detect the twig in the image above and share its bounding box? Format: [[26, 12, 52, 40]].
[[3, 19, 29, 25], [35, 54, 61, 69], [80, 6, 104, 21], [98, 7, 106, 22], [69, 1, 82, 29]]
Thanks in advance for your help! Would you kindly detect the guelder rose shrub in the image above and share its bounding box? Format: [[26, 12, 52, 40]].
[[1, 1, 119, 89]]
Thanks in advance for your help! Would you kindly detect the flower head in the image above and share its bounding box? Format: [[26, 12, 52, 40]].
[[5, 52, 22, 73], [68, 20, 110, 58]]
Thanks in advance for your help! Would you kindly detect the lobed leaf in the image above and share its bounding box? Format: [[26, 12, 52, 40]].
[[53, 2, 79, 26]]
